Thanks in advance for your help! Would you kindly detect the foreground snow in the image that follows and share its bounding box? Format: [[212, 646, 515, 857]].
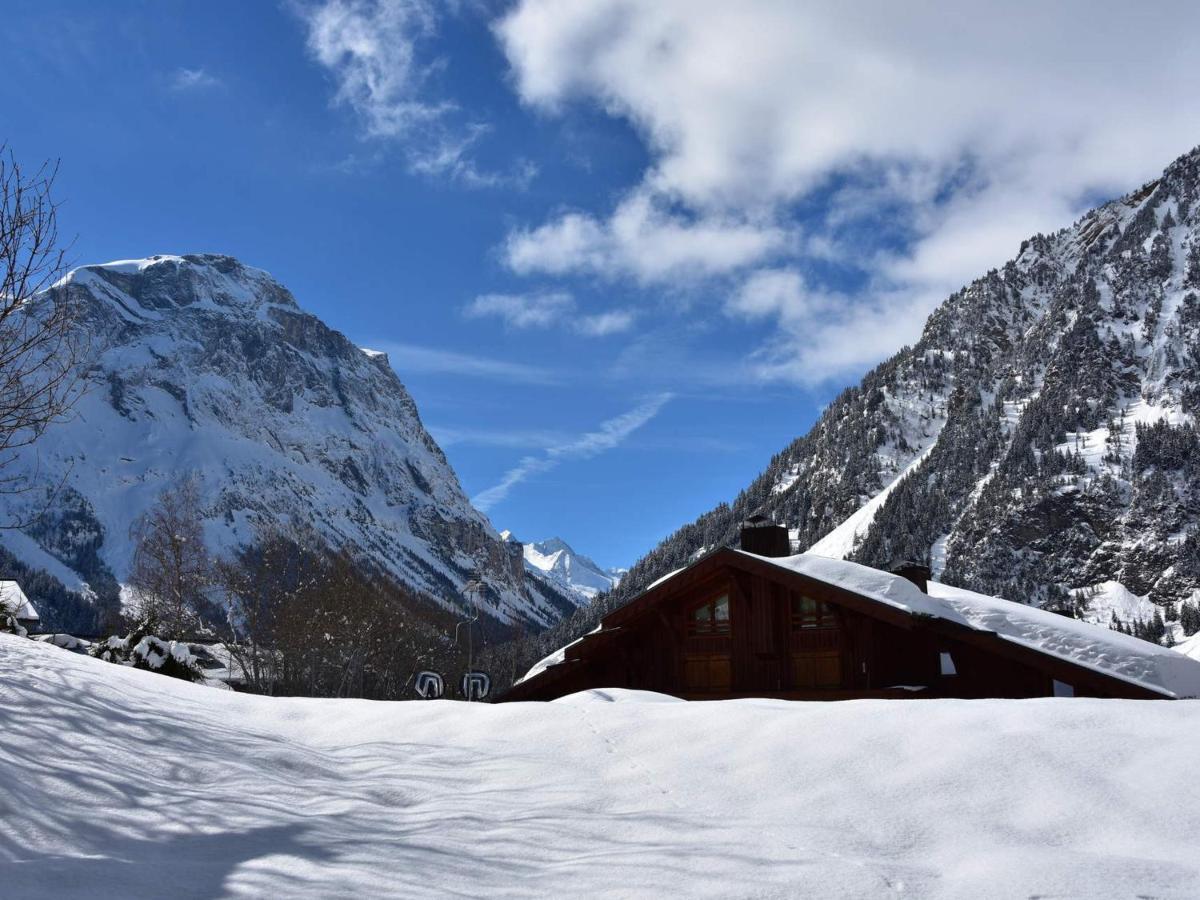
[[3, 634, 1199, 898]]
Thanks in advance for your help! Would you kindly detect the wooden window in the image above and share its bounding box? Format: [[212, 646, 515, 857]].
[[688, 594, 731, 636], [939, 652, 957, 676], [791, 595, 837, 630]]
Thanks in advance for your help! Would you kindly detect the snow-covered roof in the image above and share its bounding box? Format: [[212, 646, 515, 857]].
[[745, 552, 1200, 699], [644, 566, 686, 592], [517, 625, 602, 686], [0, 581, 38, 621], [520, 551, 1200, 698]]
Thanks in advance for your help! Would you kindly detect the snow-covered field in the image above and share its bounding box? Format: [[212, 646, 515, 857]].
[[3, 633, 1199, 899]]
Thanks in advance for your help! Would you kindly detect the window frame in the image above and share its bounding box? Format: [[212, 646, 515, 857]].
[[790, 594, 838, 630], [939, 651, 958, 676], [1052, 679, 1075, 697], [686, 591, 732, 636]]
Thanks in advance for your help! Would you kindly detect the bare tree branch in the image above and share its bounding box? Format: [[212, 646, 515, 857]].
[[0, 145, 84, 508]]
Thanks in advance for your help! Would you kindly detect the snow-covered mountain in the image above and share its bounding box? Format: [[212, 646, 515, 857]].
[[501, 531, 623, 603], [0, 254, 574, 631], [604, 145, 1200, 643]]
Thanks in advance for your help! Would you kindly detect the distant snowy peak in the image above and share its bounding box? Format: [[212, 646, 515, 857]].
[[502, 532, 622, 603]]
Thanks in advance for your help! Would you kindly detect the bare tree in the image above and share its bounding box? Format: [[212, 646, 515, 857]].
[[219, 523, 320, 695], [220, 522, 464, 699], [128, 476, 214, 638], [0, 147, 81, 496]]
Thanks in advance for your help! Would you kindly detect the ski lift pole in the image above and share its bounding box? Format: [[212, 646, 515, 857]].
[[457, 573, 483, 700]]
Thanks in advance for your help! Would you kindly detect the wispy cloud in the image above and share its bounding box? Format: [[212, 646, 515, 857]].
[[464, 290, 637, 336], [298, 0, 442, 138], [472, 393, 673, 512], [295, 0, 529, 188], [464, 291, 573, 329], [371, 341, 560, 385], [429, 425, 571, 449], [169, 67, 222, 91], [407, 123, 538, 188], [577, 309, 636, 337]]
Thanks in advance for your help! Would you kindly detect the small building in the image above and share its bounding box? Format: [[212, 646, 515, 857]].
[[0, 581, 40, 632], [504, 523, 1200, 701]]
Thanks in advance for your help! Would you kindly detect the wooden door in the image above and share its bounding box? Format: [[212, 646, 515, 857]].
[[789, 595, 844, 689], [683, 592, 732, 692]]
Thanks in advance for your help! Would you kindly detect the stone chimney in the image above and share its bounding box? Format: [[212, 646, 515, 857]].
[[739, 514, 791, 558], [888, 559, 931, 593]]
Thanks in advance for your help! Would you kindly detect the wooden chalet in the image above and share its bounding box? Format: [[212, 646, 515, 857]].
[[504, 522, 1200, 702]]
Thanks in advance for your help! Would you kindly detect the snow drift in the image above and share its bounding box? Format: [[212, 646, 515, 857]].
[[2, 632, 1198, 898]]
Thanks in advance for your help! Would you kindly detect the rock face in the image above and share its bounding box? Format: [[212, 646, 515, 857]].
[[0, 254, 574, 630], [608, 145, 1200, 638]]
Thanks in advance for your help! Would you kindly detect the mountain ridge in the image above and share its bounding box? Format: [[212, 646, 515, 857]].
[[597, 144, 1200, 644]]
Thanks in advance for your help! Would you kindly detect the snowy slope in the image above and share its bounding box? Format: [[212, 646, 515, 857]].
[[807, 443, 938, 559], [503, 531, 622, 602], [1, 254, 571, 629], [4, 632, 1200, 899]]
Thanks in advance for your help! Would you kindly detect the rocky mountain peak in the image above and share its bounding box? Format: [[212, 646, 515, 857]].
[[3, 253, 576, 631], [65, 254, 301, 321]]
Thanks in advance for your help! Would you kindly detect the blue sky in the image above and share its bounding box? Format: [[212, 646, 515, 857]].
[[7, 1, 1200, 569]]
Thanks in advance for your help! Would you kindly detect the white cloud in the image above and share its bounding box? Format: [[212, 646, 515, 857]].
[[297, 0, 528, 186], [743, 285, 940, 385], [300, 0, 443, 138], [498, 1, 1199, 211], [727, 269, 807, 321], [577, 309, 636, 337], [496, 0, 1200, 381], [503, 188, 789, 285], [465, 291, 574, 329], [169, 67, 221, 91], [371, 341, 559, 385], [472, 393, 672, 511], [464, 291, 637, 336], [406, 122, 539, 188]]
